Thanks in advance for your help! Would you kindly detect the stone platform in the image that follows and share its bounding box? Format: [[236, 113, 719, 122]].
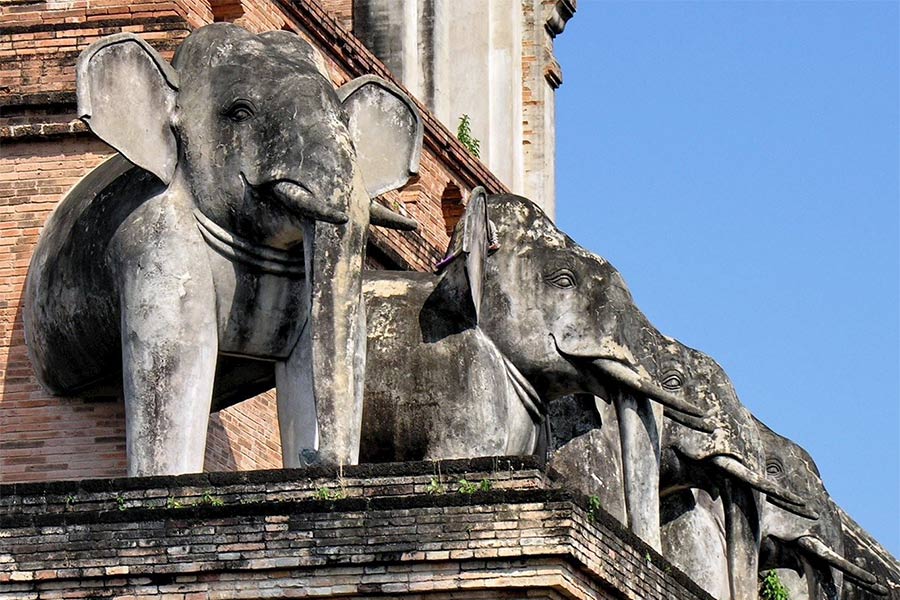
[[0, 457, 712, 599]]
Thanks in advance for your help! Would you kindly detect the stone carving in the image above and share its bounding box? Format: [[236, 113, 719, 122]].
[[359, 191, 897, 599], [839, 512, 900, 600], [548, 347, 816, 599], [755, 418, 889, 598], [19, 24, 895, 598], [360, 190, 713, 544], [655, 345, 814, 600], [23, 24, 423, 475]]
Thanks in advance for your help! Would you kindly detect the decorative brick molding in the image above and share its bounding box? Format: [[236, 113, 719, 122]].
[[0, 457, 714, 600]]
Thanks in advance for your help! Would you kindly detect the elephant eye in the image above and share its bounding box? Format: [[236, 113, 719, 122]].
[[661, 369, 684, 391], [224, 99, 256, 123], [544, 268, 577, 289], [767, 460, 784, 477]]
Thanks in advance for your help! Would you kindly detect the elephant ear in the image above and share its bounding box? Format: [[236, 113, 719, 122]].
[[337, 75, 423, 230], [77, 33, 179, 184], [438, 187, 492, 322]]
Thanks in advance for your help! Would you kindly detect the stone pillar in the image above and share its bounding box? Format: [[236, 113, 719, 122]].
[[353, 0, 574, 219]]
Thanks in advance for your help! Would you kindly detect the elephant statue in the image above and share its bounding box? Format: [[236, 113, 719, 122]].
[[839, 515, 900, 600], [359, 189, 713, 549], [548, 342, 813, 600], [23, 24, 422, 476], [652, 344, 815, 600], [754, 418, 889, 599]]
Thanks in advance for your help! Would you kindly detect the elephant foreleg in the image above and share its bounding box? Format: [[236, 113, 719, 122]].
[[115, 212, 218, 477], [275, 316, 318, 467], [722, 480, 761, 600], [661, 488, 731, 600], [616, 391, 663, 551]]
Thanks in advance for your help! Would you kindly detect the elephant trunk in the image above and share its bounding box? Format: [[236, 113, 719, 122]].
[[615, 391, 663, 551], [711, 455, 818, 520], [301, 168, 370, 467], [722, 479, 762, 600], [272, 180, 349, 225], [591, 357, 710, 423], [795, 535, 889, 596]]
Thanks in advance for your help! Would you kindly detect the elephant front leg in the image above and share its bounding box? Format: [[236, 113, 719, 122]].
[[722, 480, 762, 600], [116, 232, 218, 476], [616, 391, 663, 551], [276, 316, 319, 467]]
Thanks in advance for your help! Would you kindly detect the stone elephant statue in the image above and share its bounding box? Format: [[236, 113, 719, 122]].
[[24, 24, 422, 475], [839, 515, 900, 600], [359, 190, 712, 547], [548, 342, 813, 600], [754, 418, 889, 599], [653, 344, 815, 600]]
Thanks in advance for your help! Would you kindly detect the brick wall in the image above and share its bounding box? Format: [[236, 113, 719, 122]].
[[0, 136, 127, 481], [319, 0, 351, 31], [0, 0, 508, 482], [0, 457, 715, 600]]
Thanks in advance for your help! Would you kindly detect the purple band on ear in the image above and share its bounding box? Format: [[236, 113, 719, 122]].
[[434, 251, 459, 272]]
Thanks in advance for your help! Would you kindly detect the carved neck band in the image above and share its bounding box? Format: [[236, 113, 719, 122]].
[[193, 209, 305, 277], [502, 355, 545, 424]]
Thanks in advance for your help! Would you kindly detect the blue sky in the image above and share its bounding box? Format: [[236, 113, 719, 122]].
[[555, 1, 899, 554]]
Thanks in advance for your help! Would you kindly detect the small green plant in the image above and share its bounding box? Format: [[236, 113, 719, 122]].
[[115, 494, 126, 511], [645, 551, 653, 566], [64, 494, 76, 508], [425, 477, 446, 495], [313, 487, 346, 501], [457, 478, 492, 495], [456, 114, 481, 158], [760, 570, 790, 600], [166, 497, 183, 509], [457, 479, 478, 494], [200, 493, 224, 507], [587, 495, 602, 522]]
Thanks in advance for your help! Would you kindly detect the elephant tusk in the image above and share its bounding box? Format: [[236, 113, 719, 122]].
[[663, 407, 716, 434], [709, 455, 817, 519], [764, 494, 821, 522], [272, 181, 349, 225], [590, 357, 709, 420], [795, 535, 889, 595], [370, 201, 418, 231]]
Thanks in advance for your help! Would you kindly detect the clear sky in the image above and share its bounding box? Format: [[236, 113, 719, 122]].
[[554, 0, 899, 555]]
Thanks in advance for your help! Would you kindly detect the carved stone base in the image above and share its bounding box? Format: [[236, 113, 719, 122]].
[[1, 457, 714, 599]]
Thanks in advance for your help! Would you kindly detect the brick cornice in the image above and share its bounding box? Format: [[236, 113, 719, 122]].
[[0, 457, 714, 600]]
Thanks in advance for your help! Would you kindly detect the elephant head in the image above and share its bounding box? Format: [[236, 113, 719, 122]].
[[646, 342, 814, 599], [755, 419, 889, 598], [432, 191, 717, 548], [438, 192, 710, 420], [652, 342, 815, 510], [361, 191, 704, 470], [76, 26, 419, 239], [25, 24, 421, 474]]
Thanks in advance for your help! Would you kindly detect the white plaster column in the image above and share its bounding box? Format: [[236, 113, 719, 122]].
[[353, 0, 575, 219]]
